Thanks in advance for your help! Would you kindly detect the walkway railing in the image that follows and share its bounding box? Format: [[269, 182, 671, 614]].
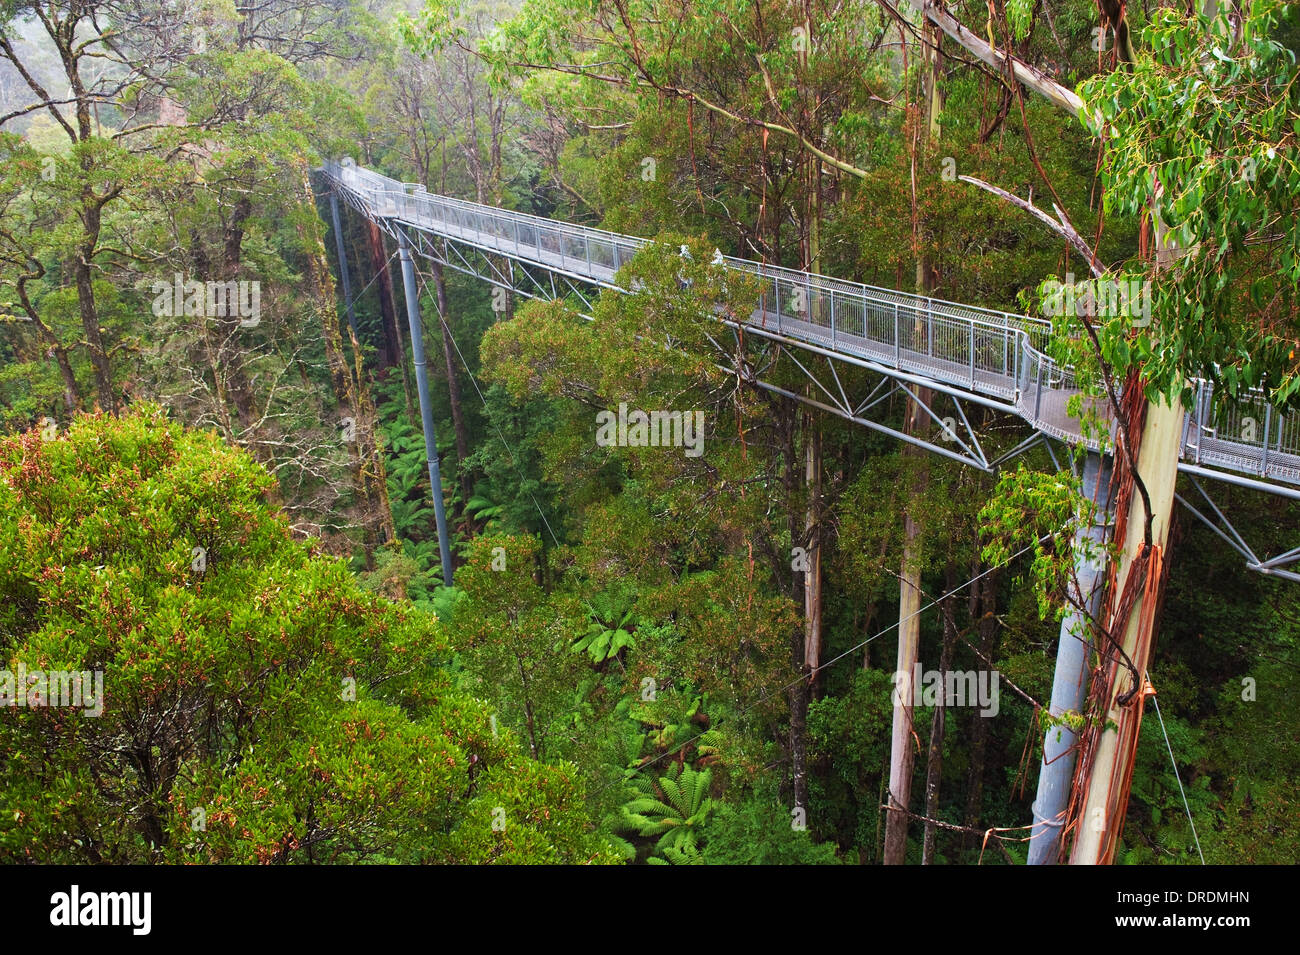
[[322, 160, 1300, 488]]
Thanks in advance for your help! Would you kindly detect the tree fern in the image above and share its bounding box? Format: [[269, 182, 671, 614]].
[[572, 601, 636, 663], [465, 494, 504, 527], [618, 762, 715, 863]]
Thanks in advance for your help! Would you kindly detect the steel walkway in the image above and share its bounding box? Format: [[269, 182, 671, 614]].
[[321, 160, 1300, 498]]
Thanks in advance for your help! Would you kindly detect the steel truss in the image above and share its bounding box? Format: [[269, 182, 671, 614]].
[[325, 165, 1300, 580], [340, 206, 1124, 483], [324, 159, 1300, 496], [1175, 477, 1300, 583], [375, 216, 1037, 471]]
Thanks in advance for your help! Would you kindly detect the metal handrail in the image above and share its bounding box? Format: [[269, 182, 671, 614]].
[[321, 160, 1300, 486]]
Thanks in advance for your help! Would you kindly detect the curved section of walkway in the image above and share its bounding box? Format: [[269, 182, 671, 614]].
[[322, 160, 1300, 490]]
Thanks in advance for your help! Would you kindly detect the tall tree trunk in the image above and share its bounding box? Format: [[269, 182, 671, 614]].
[[66, 29, 117, 415], [922, 561, 958, 864], [793, 14, 825, 819], [74, 238, 115, 413], [17, 274, 79, 411], [963, 570, 1000, 847], [218, 196, 261, 431], [297, 170, 395, 548], [1069, 399, 1180, 864], [905, 0, 1189, 866], [189, 235, 237, 440], [780, 400, 809, 815], [1067, 1, 1207, 866], [517, 656, 539, 759], [883, 420, 931, 865], [803, 410, 823, 686], [366, 220, 415, 424], [790, 404, 822, 826], [370, 223, 403, 368], [860, 604, 876, 670], [884, 18, 944, 866]]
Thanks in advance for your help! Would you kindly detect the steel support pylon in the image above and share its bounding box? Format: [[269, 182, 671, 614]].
[[1028, 451, 1114, 864], [328, 192, 361, 344], [396, 230, 455, 587]]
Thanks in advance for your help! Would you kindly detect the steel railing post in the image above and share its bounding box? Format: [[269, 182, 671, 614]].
[[1196, 381, 1209, 464], [1011, 335, 1019, 399], [1262, 405, 1273, 475], [1003, 317, 1009, 380], [893, 304, 900, 367], [830, 289, 836, 349], [1034, 359, 1044, 421], [969, 323, 976, 388]]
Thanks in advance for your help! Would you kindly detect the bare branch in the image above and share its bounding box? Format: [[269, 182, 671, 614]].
[[958, 175, 1105, 277], [907, 1, 1094, 122]]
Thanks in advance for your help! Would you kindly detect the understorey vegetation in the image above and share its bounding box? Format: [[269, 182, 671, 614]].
[[0, 0, 1296, 865]]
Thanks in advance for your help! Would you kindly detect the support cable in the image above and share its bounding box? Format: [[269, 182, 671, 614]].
[[592, 535, 1051, 798], [1149, 677, 1206, 865], [411, 266, 563, 550]]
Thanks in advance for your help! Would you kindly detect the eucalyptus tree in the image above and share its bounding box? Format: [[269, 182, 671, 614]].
[[0, 0, 180, 412], [915, 0, 1299, 862]]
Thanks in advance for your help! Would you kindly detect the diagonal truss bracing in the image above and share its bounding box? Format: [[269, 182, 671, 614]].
[[322, 159, 1300, 499]]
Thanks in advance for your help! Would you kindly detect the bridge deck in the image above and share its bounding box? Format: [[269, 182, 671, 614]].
[[322, 161, 1300, 491]]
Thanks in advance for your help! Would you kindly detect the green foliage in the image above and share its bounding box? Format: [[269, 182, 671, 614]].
[[807, 668, 895, 856], [4, 0, 1297, 869], [573, 599, 636, 664], [439, 759, 625, 864], [1079, 1, 1300, 410], [979, 464, 1097, 621], [701, 800, 843, 865], [620, 761, 716, 863], [0, 407, 611, 863]]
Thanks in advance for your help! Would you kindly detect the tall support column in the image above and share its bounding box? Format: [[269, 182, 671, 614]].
[[328, 193, 361, 344], [1027, 450, 1114, 864], [397, 229, 455, 587]]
